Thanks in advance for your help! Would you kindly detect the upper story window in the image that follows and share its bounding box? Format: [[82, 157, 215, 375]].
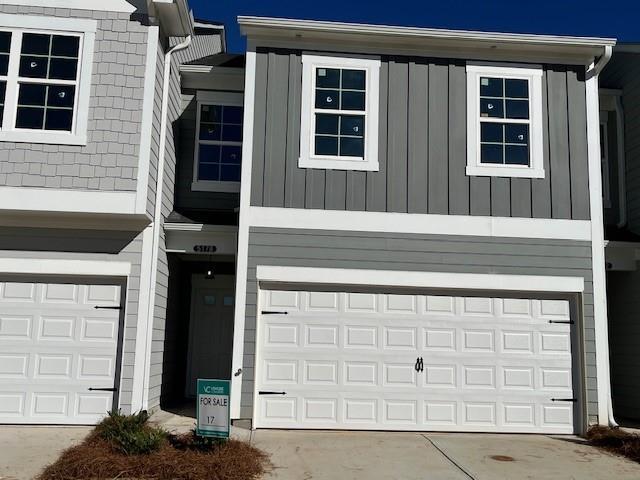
[[299, 54, 380, 171], [192, 91, 244, 193], [0, 14, 96, 145], [600, 119, 611, 208], [466, 64, 544, 178]]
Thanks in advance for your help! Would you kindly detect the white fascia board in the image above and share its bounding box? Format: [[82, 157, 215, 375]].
[[256, 265, 585, 294], [247, 206, 592, 242], [0, 187, 137, 215], [0, 0, 135, 13], [0, 258, 131, 277], [135, 26, 159, 215]]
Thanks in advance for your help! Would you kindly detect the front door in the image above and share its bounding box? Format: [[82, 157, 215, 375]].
[[185, 275, 235, 397]]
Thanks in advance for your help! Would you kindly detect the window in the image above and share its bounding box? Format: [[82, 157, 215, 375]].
[[192, 91, 244, 193], [466, 64, 544, 178], [600, 118, 611, 208], [0, 14, 96, 145], [299, 54, 380, 171]]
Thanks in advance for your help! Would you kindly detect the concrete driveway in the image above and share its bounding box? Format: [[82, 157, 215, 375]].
[[252, 430, 640, 480]]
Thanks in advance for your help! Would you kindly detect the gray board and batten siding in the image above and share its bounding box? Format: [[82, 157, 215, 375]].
[[249, 49, 591, 220], [239, 227, 598, 424]]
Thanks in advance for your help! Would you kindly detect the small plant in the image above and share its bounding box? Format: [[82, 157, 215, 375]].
[[94, 410, 167, 455]]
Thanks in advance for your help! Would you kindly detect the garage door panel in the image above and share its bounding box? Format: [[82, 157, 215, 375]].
[[257, 289, 576, 433]]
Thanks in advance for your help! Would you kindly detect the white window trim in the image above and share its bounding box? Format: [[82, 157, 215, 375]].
[[600, 115, 611, 208], [299, 54, 380, 171], [192, 90, 244, 193], [466, 63, 544, 178]]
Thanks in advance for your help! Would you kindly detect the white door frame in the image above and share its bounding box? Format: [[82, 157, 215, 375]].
[[247, 265, 587, 433]]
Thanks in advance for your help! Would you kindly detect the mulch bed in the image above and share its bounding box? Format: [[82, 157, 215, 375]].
[[38, 431, 269, 480], [587, 425, 640, 463]]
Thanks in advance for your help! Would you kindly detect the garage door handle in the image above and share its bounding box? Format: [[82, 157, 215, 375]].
[[88, 387, 118, 392], [551, 398, 577, 402], [258, 391, 286, 395]]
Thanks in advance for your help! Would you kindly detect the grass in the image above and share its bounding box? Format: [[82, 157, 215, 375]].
[[38, 411, 269, 480], [587, 425, 640, 463]]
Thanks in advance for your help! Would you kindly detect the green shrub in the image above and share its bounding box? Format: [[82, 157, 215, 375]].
[[95, 410, 167, 455]]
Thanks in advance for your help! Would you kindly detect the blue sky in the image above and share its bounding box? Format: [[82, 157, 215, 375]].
[[189, 0, 638, 53]]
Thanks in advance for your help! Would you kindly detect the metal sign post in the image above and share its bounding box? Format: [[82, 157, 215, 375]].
[[196, 379, 230, 438]]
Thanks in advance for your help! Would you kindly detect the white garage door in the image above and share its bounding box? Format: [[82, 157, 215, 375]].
[[255, 289, 576, 433], [0, 281, 122, 424]]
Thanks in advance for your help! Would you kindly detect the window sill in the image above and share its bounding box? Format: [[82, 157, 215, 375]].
[[466, 165, 545, 179], [0, 130, 87, 146], [191, 180, 241, 193], [298, 156, 379, 172]]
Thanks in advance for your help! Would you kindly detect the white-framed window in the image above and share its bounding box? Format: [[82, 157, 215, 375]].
[[192, 90, 244, 193], [299, 54, 380, 171], [0, 14, 96, 145], [466, 63, 544, 178], [600, 116, 611, 208]]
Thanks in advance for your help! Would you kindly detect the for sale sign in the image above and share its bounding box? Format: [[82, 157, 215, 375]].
[[196, 379, 230, 438]]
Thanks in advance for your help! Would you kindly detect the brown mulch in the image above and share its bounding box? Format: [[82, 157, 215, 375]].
[[38, 431, 270, 480], [586, 425, 640, 463]]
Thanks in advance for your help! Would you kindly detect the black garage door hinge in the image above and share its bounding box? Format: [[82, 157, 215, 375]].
[[88, 387, 118, 392], [551, 398, 577, 402], [258, 391, 287, 395], [548, 320, 574, 324], [261, 310, 288, 315], [94, 305, 123, 310]]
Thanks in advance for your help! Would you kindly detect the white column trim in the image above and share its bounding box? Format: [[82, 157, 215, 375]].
[[0, 258, 130, 277], [247, 206, 592, 241], [256, 265, 585, 293], [135, 26, 159, 215], [231, 47, 257, 419]]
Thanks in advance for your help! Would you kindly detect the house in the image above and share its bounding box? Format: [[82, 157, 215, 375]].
[[599, 45, 640, 423], [0, 1, 619, 436]]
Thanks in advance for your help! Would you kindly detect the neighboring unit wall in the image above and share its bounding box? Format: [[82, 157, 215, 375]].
[[249, 50, 591, 220], [239, 227, 597, 422], [603, 110, 620, 226], [607, 269, 640, 420], [0, 5, 149, 191]]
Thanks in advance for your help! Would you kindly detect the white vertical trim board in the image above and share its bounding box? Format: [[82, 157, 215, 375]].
[[231, 47, 257, 419], [135, 26, 160, 215]]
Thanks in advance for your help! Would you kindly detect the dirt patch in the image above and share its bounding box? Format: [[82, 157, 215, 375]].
[[38, 431, 269, 480], [586, 426, 640, 463]]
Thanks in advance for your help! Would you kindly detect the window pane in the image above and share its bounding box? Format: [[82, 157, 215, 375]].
[[505, 79, 528, 98], [0, 81, 5, 105], [222, 105, 243, 124], [480, 98, 503, 118], [480, 77, 503, 97], [51, 35, 79, 58], [199, 123, 221, 141], [18, 84, 46, 106], [340, 115, 364, 137], [0, 31, 11, 53], [220, 145, 242, 164], [315, 113, 339, 135], [505, 145, 529, 165], [340, 137, 364, 157], [316, 68, 340, 88], [47, 85, 75, 108], [0, 54, 8, 76], [342, 69, 365, 90], [480, 144, 503, 164], [49, 57, 78, 81], [220, 164, 241, 181], [200, 104, 221, 123], [16, 107, 44, 129], [505, 124, 529, 145], [315, 89, 339, 109], [341, 90, 365, 110], [19, 56, 48, 78], [199, 144, 220, 163], [45, 108, 73, 131], [22, 33, 50, 55], [222, 124, 242, 142], [480, 123, 503, 143], [506, 99, 529, 119], [315, 135, 338, 156], [198, 163, 220, 181]]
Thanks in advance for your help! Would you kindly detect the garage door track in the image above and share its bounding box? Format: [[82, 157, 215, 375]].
[[252, 430, 640, 480]]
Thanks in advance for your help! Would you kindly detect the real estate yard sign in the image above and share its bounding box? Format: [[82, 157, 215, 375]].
[[196, 379, 230, 438]]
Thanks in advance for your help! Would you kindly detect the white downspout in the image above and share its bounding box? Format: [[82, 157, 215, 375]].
[[615, 95, 627, 228], [141, 35, 192, 410], [586, 45, 618, 429]]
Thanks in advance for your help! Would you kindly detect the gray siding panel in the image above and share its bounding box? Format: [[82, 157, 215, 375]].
[[240, 227, 597, 422], [251, 51, 591, 220]]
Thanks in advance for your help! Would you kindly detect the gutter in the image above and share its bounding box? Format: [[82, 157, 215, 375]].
[[140, 34, 192, 409]]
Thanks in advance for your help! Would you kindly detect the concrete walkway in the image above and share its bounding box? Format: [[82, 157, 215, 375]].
[[252, 430, 640, 480]]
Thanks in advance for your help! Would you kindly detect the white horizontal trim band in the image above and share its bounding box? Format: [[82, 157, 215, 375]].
[[247, 206, 592, 241], [0, 258, 131, 277], [0, 187, 137, 215], [256, 265, 585, 293], [0, 0, 135, 14], [0, 12, 98, 32]]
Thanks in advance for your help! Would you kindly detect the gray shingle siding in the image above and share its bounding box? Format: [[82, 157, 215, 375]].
[[0, 6, 149, 191], [241, 227, 598, 423]]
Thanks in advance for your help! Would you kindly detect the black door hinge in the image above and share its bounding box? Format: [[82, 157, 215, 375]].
[[548, 320, 574, 325], [88, 387, 118, 392], [261, 311, 289, 315], [551, 398, 577, 402], [258, 391, 287, 395], [94, 305, 123, 310]]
